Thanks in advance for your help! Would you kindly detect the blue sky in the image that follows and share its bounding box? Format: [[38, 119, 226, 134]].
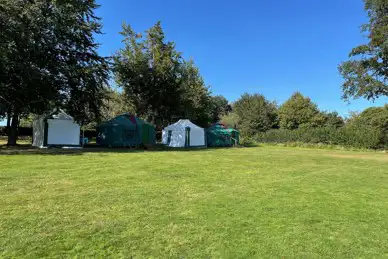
[[0, 0, 386, 126], [94, 0, 386, 115]]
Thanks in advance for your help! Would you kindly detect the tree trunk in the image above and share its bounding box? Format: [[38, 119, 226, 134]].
[[6, 112, 11, 137], [7, 113, 19, 146], [6, 113, 10, 127]]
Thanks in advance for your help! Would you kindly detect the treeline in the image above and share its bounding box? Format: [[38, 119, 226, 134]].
[[220, 93, 388, 149]]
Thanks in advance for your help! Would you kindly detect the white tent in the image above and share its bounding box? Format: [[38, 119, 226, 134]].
[[32, 110, 81, 148], [162, 119, 206, 148]]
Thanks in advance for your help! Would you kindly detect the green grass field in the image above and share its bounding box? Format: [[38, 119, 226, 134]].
[[1, 146, 388, 258]]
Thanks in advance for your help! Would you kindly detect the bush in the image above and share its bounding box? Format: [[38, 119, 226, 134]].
[[255, 126, 385, 149], [239, 136, 257, 147]]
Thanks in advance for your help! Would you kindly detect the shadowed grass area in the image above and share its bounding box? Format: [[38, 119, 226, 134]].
[[0, 137, 31, 146], [1, 146, 388, 257]]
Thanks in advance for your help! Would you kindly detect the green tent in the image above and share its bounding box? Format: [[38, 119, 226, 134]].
[[97, 114, 156, 147], [206, 123, 239, 147]]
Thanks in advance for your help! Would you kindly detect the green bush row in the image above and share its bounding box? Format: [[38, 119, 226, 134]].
[[255, 126, 387, 149]]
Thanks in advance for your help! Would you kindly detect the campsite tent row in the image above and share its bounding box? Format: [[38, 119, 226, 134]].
[[32, 111, 156, 148], [32, 110, 238, 148]]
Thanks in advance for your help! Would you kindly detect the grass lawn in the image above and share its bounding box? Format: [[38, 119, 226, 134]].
[[1, 146, 388, 258]]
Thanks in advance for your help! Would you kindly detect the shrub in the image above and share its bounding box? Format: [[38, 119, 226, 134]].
[[255, 126, 384, 149], [239, 136, 257, 147]]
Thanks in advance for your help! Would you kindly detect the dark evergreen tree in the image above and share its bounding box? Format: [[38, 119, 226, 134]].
[[114, 22, 213, 128], [0, 0, 109, 145]]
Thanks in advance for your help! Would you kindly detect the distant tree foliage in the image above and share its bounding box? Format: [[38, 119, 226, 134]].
[[220, 112, 239, 129], [278, 92, 320, 129], [338, 0, 388, 100], [233, 93, 278, 136], [0, 0, 109, 145], [179, 60, 213, 126], [101, 89, 135, 122], [208, 95, 231, 123], [347, 105, 388, 145], [322, 111, 345, 128]]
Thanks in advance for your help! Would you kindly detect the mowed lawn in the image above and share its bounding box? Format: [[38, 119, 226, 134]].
[[1, 146, 388, 258]]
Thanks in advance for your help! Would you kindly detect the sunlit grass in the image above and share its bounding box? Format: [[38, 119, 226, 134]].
[[1, 146, 388, 257]]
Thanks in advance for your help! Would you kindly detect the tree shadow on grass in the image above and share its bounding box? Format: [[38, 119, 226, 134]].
[[0, 144, 252, 156]]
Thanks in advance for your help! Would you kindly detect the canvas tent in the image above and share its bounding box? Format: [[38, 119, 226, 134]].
[[207, 123, 239, 147], [32, 110, 81, 148], [97, 114, 156, 147], [162, 119, 206, 148]]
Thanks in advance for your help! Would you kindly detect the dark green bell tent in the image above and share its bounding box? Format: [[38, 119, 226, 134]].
[[97, 114, 155, 147]]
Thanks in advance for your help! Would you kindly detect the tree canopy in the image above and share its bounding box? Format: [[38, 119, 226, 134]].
[[338, 0, 388, 100], [233, 93, 278, 136], [347, 105, 388, 145], [278, 92, 320, 129], [113, 22, 215, 128], [208, 95, 231, 124], [0, 0, 109, 145]]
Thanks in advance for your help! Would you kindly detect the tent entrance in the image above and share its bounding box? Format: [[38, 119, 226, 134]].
[[167, 130, 172, 145], [185, 127, 191, 147]]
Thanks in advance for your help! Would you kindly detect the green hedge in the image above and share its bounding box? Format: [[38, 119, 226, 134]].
[[255, 126, 386, 149]]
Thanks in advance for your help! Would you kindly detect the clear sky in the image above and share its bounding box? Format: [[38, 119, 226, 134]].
[[0, 0, 386, 126], [94, 0, 386, 116]]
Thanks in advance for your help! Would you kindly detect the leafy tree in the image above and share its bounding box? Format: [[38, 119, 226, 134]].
[[347, 105, 388, 146], [220, 112, 239, 129], [0, 0, 109, 145], [101, 89, 135, 121], [306, 111, 344, 129], [322, 112, 344, 128], [19, 115, 34, 128], [179, 60, 212, 127], [114, 22, 212, 128], [338, 0, 388, 100], [114, 22, 182, 126], [80, 88, 135, 131], [208, 95, 231, 123], [233, 93, 278, 136], [279, 92, 320, 129]]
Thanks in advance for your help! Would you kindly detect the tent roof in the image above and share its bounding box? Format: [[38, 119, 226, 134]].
[[208, 123, 239, 133], [99, 113, 155, 128], [35, 109, 74, 121], [100, 114, 136, 127], [165, 119, 203, 131]]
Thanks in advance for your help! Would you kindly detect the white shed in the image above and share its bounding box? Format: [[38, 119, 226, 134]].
[[162, 119, 206, 148], [32, 110, 81, 148]]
